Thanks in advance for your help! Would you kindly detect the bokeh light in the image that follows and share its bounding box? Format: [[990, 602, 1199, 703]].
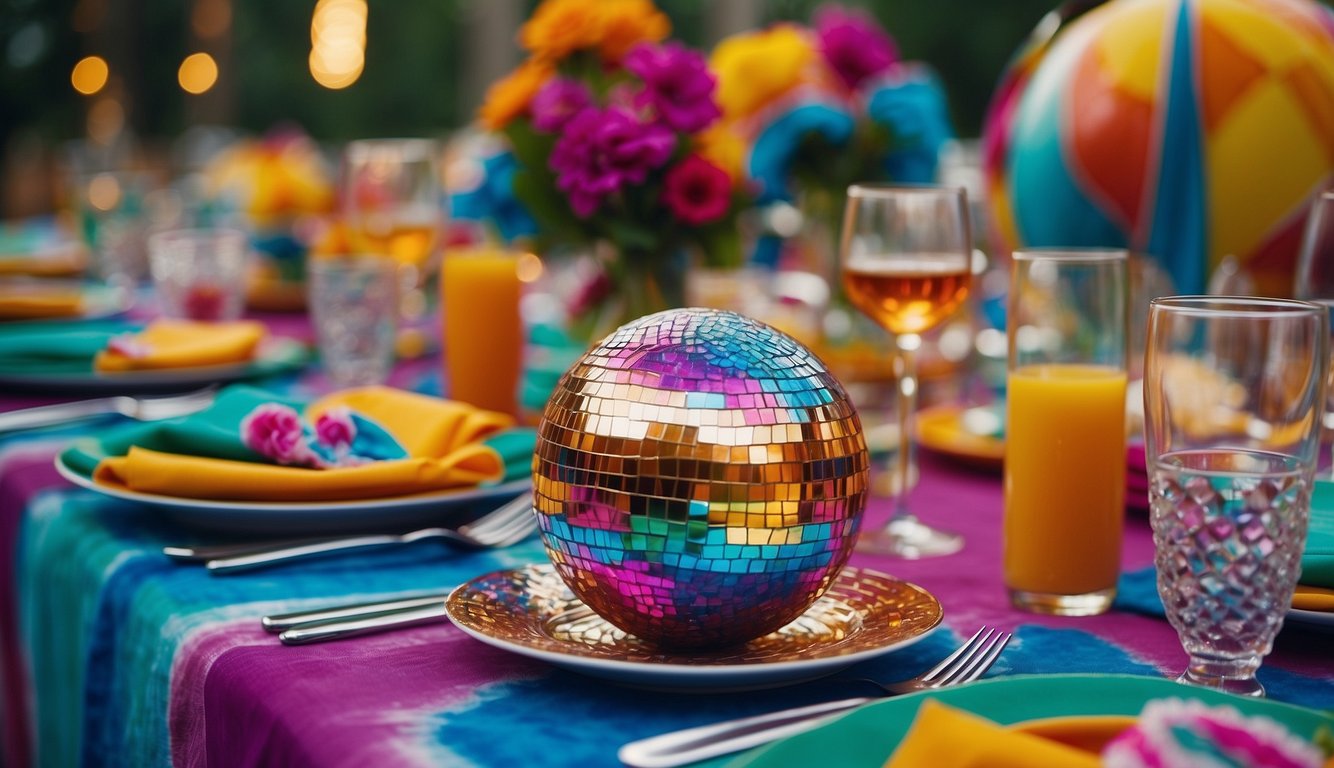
[[178, 52, 218, 95], [310, 0, 366, 90], [87, 173, 121, 212], [71, 55, 109, 95]]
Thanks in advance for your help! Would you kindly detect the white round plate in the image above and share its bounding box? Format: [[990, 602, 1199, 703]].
[[446, 564, 943, 691], [54, 454, 531, 534]]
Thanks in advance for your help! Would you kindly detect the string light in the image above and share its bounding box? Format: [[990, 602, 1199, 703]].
[[310, 0, 366, 89]]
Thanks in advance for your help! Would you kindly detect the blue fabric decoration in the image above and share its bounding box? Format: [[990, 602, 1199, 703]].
[[449, 151, 539, 243], [864, 70, 955, 184], [748, 103, 856, 205]]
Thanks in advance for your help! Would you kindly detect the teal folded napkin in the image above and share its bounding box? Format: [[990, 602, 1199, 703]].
[[61, 384, 536, 485], [1302, 480, 1334, 589], [0, 320, 140, 374]]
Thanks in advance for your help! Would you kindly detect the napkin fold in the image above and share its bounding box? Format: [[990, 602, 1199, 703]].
[[1299, 481, 1334, 593], [0, 320, 134, 374], [93, 320, 265, 372], [884, 699, 1103, 768], [0, 287, 84, 320], [71, 385, 535, 502]]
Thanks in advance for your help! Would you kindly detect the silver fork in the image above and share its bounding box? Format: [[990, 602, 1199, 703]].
[[0, 387, 217, 433], [617, 626, 1012, 768], [198, 493, 537, 575]]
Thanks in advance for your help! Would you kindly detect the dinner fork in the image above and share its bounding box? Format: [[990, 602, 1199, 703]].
[[617, 626, 1012, 768], [0, 386, 217, 433], [199, 493, 537, 574]]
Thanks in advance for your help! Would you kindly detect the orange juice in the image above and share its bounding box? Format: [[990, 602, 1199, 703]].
[[1004, 364, 1126, 607], [441, 250, 524, 416]]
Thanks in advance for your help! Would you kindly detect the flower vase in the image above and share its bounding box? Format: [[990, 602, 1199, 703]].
[[574, 241, 688, 344]]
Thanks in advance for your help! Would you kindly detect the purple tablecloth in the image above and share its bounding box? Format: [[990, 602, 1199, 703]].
[[0, 311, 1330, 767]]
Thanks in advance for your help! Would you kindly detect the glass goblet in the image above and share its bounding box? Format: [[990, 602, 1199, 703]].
[[1143, 296, 1328, 697], [839, 184, 972, 558]]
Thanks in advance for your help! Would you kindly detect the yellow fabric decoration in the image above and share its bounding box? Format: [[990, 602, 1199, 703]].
[[93, 386, 516, 501], [93, 320, 265, 372], [883, 700, 1103, 768], [1291, 584, 1334, 612], [0, 289, 83, 320]]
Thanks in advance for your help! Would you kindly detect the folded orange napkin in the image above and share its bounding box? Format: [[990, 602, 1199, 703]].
[[0, 288, 84, 320], [93, 386, 516, 501], [884, 700, 1103, 768], [1291, 585, 1334, 612], [93, 320, 265, 372]]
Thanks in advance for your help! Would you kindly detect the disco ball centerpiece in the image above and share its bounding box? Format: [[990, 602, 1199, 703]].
[[533, 308, 870, 649]]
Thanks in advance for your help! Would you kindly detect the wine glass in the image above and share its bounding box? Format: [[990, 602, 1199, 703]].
[[1294, 189, 1334, 477], [341, 139, 443, 330], [840, 184, 972, 558], [1144, 296, 1328, 697]]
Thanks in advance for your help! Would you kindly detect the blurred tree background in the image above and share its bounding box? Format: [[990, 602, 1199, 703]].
[[0, 0, 1094, 215]]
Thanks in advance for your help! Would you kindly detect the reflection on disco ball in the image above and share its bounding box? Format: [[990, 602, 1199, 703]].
[[533, 308, 870, 648]]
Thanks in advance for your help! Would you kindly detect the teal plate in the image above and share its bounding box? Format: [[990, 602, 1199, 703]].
[[726, 674, 1334, 767]]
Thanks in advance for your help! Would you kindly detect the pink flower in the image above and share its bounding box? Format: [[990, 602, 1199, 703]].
[[624, 42, 721, 133], [314, 407, 357, 449], [815, 5, 898, 91], [549, 106, 675, 218], [662, 155, 732, 225], [107, 334, 152, 359], [241, 403, 310, 466], [530, 78, 594, 133]]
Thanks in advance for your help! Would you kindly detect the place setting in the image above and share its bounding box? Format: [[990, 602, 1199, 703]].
[[3, 0, 1333, 766]]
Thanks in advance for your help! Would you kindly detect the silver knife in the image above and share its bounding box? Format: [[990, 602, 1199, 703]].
[[617, 698, 871, 768]]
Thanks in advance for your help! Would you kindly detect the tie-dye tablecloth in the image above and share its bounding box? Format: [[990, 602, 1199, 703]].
[[1, 381, 1331, 767]]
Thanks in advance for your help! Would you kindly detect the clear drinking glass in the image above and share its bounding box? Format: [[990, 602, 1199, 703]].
[[839, 184, 973, 558], [341, 138, 442, 288], [1294, 190, 1334, 478], [147, 227, 249, 321], [1143, 296, 1329, 697], [1005, 249, 1128, 615], [308, 255, 400, 390]]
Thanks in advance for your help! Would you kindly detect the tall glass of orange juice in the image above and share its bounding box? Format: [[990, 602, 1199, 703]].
[[441, 247, 540, 417], [1005, 249, 1128, 615]]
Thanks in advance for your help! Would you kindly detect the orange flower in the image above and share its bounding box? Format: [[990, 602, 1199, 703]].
[[519, 0, 604, 63], [596, 0, 670, 64], [478, 58, 553, 131]]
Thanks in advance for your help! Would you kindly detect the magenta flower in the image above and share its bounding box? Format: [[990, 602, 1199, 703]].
[[549, 106, 675, 218], [241, 403, 310, 466], [624, 42, 721, 133], [663, 155, 732, 226], [314, 407, 357, 449], [815, 5, 898, 90], [530, 78, 594, 133]]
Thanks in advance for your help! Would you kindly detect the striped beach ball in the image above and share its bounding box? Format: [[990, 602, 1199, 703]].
[[983, 0, 1334, 295]]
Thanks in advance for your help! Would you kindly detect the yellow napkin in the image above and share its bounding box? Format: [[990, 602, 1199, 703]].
[[93, 320, 265, 372], [1292, 585, 1334, 612], [93, 386, 516, 501], [883, 700, 1103, 768], [0, 288, 84, 320]]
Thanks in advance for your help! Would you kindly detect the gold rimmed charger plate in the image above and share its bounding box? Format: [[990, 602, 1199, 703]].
[[445, 564, 943, 691]]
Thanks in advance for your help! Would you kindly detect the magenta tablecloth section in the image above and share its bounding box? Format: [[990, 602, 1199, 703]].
[[2, 428, 1331, 768], [0, 300, 1331, 767]]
